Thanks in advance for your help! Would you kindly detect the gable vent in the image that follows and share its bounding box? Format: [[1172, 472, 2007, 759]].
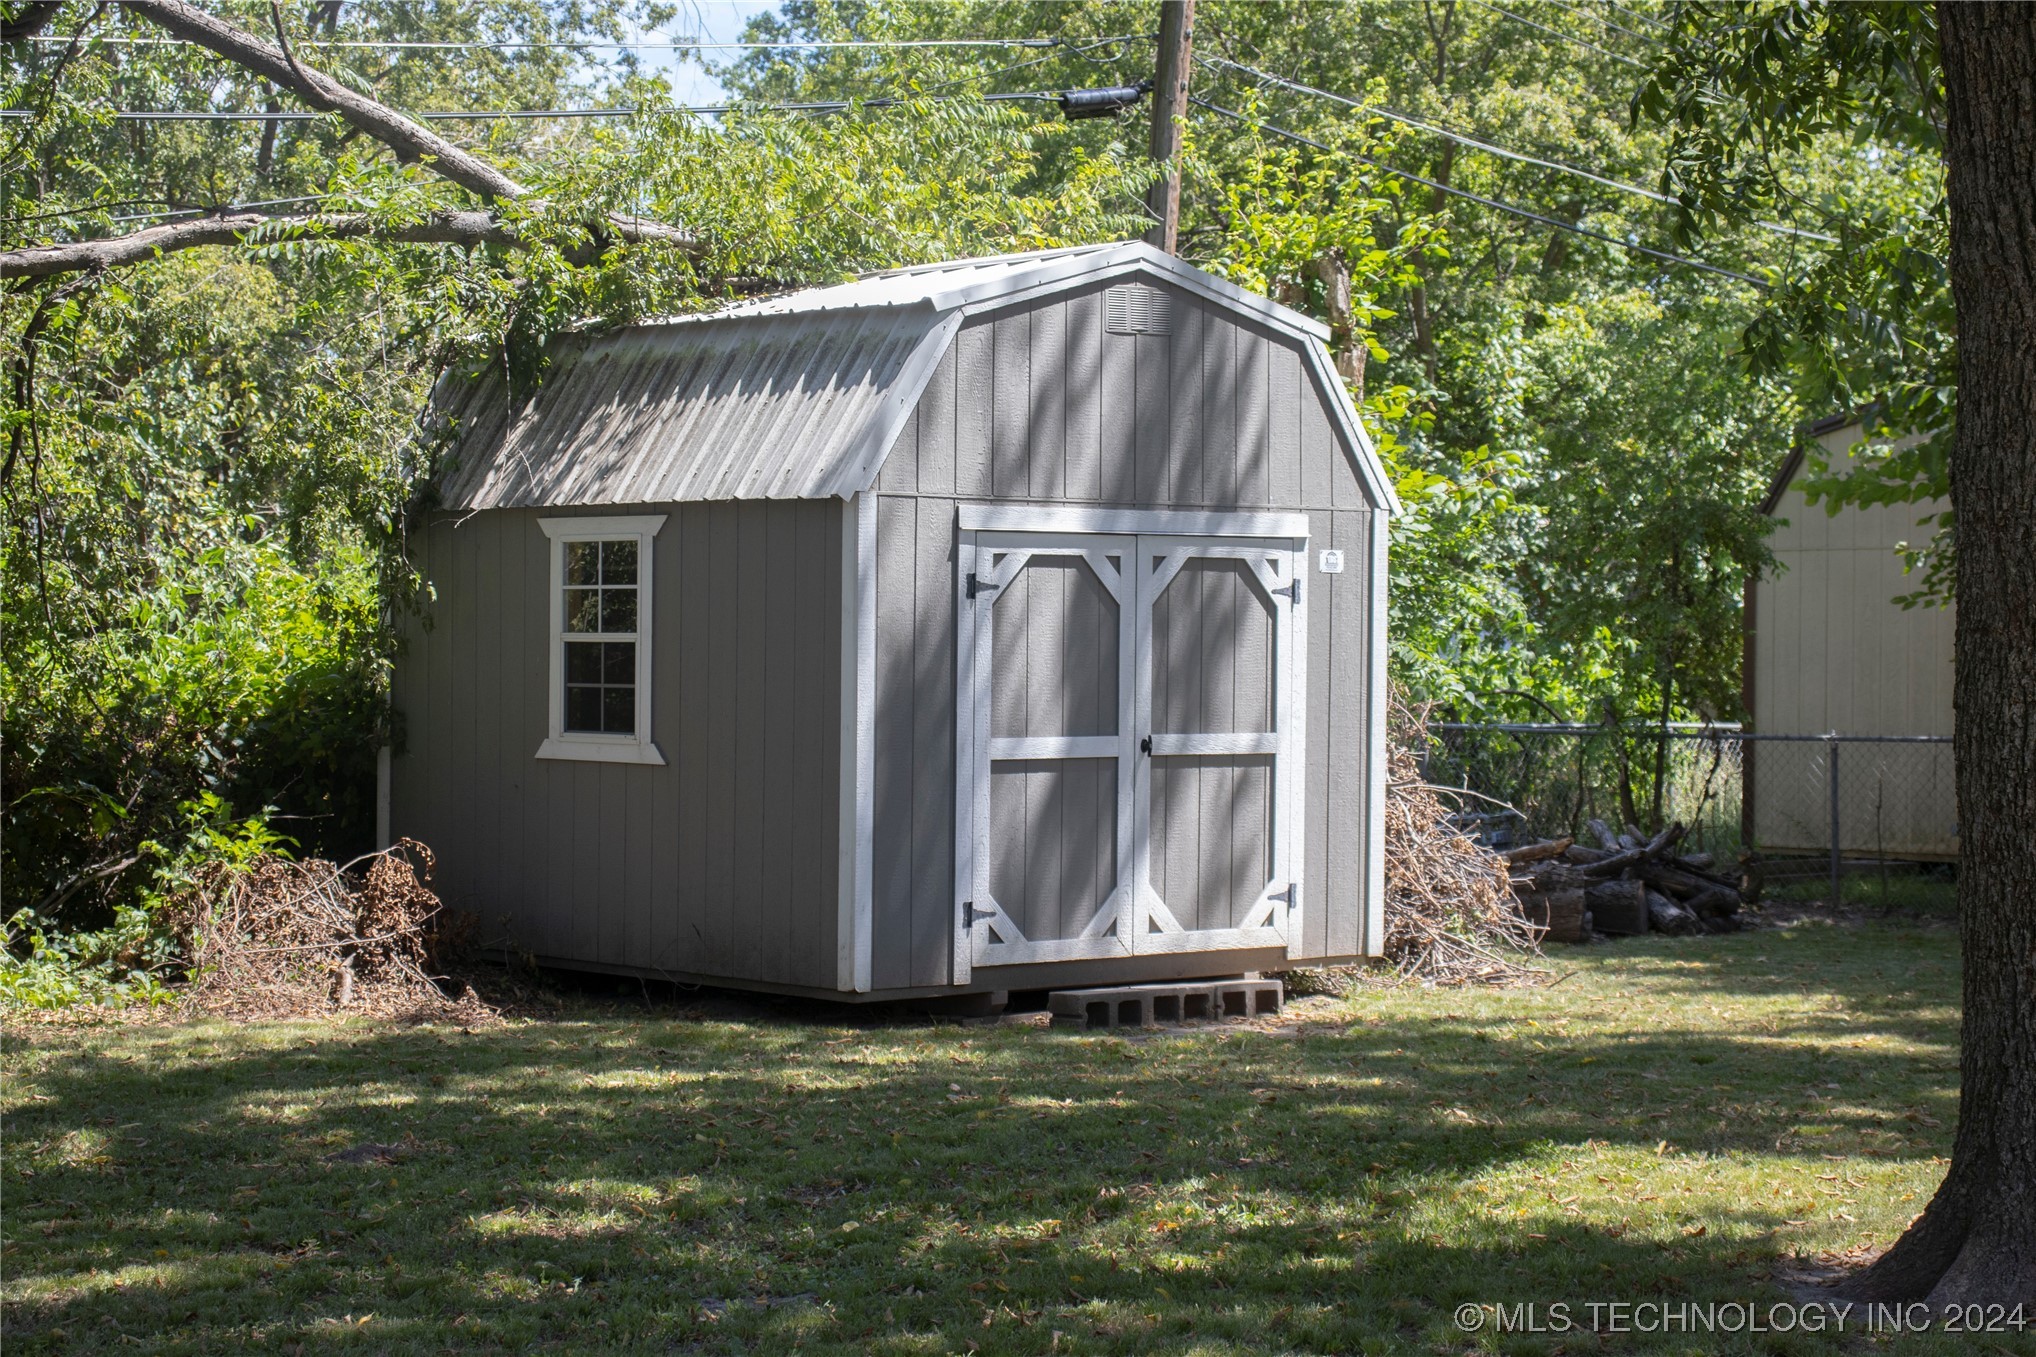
[[1104, 283, 1172, 336]]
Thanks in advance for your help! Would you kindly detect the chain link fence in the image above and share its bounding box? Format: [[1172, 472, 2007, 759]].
[[1421, 724, 1957, 907]]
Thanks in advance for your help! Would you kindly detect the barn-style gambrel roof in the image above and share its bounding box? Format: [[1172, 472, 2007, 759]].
[[432, 241, 1398, 513]]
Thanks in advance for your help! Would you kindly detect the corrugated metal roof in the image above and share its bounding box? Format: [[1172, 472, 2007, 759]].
[[432, 241, 1395, 512], [433, 305, 953, 507]]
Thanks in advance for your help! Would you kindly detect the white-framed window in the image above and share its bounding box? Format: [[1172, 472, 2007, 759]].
[[536, 514, 667, 765]]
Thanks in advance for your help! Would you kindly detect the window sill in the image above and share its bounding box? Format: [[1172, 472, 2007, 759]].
[[535, 737, 667, 766]]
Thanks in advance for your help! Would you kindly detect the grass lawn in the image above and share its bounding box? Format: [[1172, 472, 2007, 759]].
[[4, 911, 2010, 1356]]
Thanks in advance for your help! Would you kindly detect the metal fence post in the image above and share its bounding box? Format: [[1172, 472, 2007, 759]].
[[1827, 733, 1842, 905]]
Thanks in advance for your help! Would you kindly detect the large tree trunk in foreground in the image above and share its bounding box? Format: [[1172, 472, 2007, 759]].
[[1843, 3, 2036, 1308]]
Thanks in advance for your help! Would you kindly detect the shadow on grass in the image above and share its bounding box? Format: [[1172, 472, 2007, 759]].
[[1, 924, 1963, 1355]]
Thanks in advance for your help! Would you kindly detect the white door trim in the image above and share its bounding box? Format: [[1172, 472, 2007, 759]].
[[957, 504, 1311, 540], [1131, 534, 1305, 955], [954, 521, 1311, 979], [955, 532, 1139, 975]]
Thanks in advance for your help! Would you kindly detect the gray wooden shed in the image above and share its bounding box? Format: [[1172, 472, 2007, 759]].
[[386, 241, 1396, 1000]]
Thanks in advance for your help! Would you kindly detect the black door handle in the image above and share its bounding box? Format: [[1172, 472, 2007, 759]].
[[1141, 736, 1153, 755]]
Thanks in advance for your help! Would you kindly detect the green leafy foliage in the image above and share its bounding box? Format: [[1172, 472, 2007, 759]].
[[1636, 1, 1953, 599], [0, 905, 180, 1009]]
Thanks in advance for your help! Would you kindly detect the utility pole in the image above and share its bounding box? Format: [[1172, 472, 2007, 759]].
[[1144, 0, 1195, 254]]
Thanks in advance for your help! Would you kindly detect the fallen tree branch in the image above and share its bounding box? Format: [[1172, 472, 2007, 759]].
[[0, 0, 701, 279], [128, 0, 526, 200], [30, 851, 142, 916], [6, 209, 549, 279]]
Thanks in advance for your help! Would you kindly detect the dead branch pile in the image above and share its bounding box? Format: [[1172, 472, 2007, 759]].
[[168, 840, 495, 1022], [1506, 818, 1747, 943], [1379, 705, 1548, 985]]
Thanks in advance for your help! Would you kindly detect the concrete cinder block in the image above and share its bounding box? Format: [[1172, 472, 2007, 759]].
[[1046, 980, 1283, 1029]]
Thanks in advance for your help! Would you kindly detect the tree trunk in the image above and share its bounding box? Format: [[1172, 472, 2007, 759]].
[[1844, 2, 2036, 1309]]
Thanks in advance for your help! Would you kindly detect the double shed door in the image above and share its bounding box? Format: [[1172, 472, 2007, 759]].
[[954, 515, 1308, 981]]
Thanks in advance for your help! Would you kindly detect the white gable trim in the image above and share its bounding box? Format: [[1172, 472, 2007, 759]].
[[1298, 336, 1401, 516], [823, 310, 966, 498]]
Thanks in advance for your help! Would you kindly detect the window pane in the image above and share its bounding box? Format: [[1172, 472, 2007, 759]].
[[565, 641, 603, 684], [565, 541, 600, 585], [565, 587, 601, 633], [600, 586, 637, 633], [603, 640, 635, 683], [602, 685, 635, 734], [601, 539, 638, 584], [565, 685, 603, 732]]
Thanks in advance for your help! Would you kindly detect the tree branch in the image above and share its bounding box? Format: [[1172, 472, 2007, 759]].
[[123, 0, 528, 201], [1, 205, 699, 279], [1, 2, 65, 42], [0, 209, 564, 278], [2, 2, 703, 278]]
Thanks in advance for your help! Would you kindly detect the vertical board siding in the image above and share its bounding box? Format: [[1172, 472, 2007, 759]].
[[1027, 304, 1067, 501], [1323, 510, 1369, 956], [1065, 291, 1103, 502], [388, 501, 843, 988], [1166, 303, 1204, 505], [870, 495, 920, 992], [867, 280, 1385, 976], [909, 498, 958, 987], [991, 312, 1031, 499], [1753, 468, 1955, 857]]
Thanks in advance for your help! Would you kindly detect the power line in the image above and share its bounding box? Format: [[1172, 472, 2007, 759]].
[[1537, 0, 1659, 44], [1473, 1, 1648, 68], [16, 34, 1114, 52], [0, 93, 1069, 123], [1199, 54, 1836, 243], [1189, 96, 1768, 288], [1604, 1, 1674, 33]]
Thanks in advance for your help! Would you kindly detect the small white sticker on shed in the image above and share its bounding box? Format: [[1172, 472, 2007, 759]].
[[1317, 549, 1344, 574]]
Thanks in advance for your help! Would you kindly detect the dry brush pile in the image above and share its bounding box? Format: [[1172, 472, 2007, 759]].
[[1285, 703, 1547, 993], [166, 840, 495, 1022], [1379, 705, 1548, 985]]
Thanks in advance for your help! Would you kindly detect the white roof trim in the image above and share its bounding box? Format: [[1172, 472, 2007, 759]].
[[1298, 336, 1401, 515], [825, 310, 965, 497]]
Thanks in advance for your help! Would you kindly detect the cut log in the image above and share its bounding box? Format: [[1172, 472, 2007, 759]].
[[1682, 885, 1743, 919], [1576, 822, 1687, 879], [1587, 819, 1623, 851], [1636, 860, 1740, 902], [1677, 851, 1715, 870], [1646, 889, 1701, 936], [1586, 879, 1650, 935], [1512, 861, 1596, 894], [1564, 843, 1612, 864], [1503, 836, 1574, 866], [1518, 888, 1588, 943]]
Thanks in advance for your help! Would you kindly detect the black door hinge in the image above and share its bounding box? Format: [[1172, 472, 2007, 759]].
[[1274, 577, 1300, 606], [1271, 882, 1299, 912], [966, 572, 1001, 600], [962, 902, 995, 929]]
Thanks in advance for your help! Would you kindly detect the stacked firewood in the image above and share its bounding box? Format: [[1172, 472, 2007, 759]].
[[1503, 819, 1746, 943]]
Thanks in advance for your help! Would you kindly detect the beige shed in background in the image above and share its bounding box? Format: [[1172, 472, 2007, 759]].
[[1745, 416, 1956, 859]]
